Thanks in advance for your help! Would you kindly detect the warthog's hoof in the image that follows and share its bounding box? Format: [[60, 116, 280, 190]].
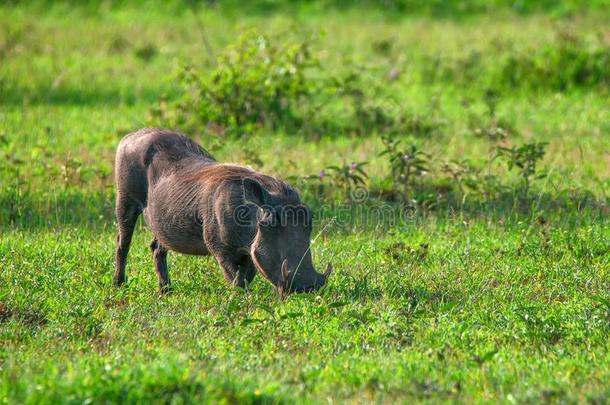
[[159, 284, 173, 295], [113, 275, 126, 287]]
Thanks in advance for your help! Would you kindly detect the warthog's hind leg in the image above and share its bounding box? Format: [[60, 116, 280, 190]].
[[114, 198, 141, 286], [151, 239, 171, 293]]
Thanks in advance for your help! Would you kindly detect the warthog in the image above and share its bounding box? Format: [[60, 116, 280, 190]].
[[113, 128, 332, 295]]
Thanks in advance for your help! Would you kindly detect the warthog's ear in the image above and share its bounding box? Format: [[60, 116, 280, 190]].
[[242, 178, 273, 207]]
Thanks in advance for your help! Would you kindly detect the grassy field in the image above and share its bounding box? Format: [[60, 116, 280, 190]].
[[1, 2, 609, 403]]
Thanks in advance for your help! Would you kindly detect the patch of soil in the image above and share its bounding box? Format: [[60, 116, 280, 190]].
[[0, 302, 13, 322], [0, 302, 47, 327]]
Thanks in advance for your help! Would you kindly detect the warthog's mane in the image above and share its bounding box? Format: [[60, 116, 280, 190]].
[[190, 163, 298, 200]]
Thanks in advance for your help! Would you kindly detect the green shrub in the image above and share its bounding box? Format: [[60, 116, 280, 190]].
[[423, 32, 609, 91], [150, 30, 428, 138], [297, 161, 369, 203], [498, 39, 609, 91], [151, 31, 322, 137], [379, 134, 430, 201]]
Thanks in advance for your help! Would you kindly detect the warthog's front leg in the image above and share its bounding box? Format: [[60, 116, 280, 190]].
[[214, 254, 256, 289], [238, 259, 257, 288], [150, 239, 171, 293]]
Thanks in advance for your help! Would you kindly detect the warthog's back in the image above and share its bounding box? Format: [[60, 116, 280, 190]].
[[116, 128, 214, 170], [115, 128, 215, 204]]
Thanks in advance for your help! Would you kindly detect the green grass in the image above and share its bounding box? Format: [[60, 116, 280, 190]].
[[1, 2, 609, 403]]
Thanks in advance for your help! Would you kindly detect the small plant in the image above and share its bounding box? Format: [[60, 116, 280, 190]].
[[108, 35, 130, 54], [58, 156, 85, 189], [496, 141, 548, 196], [379, 135, 430, 200], [302, 161, 368, 202], [442, 159, 482, 195], [153, 30, 321, 137], [441, 159, 505, 206], [498, 27, 610, 91], [150, 30, 431, 139], [480, 90, 509, 142], [55, 156, 101, 189], [421, 29, 609, 92], [465, 90, 514, 175], [134, 43, 157, 61]]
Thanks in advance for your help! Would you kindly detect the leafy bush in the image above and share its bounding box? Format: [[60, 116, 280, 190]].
[[151, 30, 436, 138], [423, 31, 609, 91], [498, 36, 609, 91], [151, 31, 321, 137]]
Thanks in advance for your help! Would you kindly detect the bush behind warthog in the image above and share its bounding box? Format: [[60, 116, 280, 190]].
[[150, 31, 325, 137], [423, 30, 609, 91], [151, 28, 608, 140]]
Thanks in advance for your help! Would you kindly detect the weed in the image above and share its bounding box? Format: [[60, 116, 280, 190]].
[[496, 141, 548, 196], [379, 134, 430, 202], [302, 161, 368, 202], [154, 31, 321, 136]]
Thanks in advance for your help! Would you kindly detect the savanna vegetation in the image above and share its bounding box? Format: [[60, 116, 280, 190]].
[[1, 1, 609, 403]]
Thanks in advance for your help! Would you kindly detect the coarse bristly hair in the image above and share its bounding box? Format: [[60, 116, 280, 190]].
[[190, 163, 299, 201]]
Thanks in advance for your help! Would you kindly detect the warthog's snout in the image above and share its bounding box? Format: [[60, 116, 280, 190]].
[[281, 260, 332, 295]]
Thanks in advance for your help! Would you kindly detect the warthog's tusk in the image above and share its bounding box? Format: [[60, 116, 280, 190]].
[[281, 259, 289, 283]]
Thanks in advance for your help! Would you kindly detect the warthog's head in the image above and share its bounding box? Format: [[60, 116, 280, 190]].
[[242, 178, 332, 295]]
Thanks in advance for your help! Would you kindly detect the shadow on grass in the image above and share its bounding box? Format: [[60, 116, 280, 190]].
[[8, 367, 286, 404], [0, 189, 115, 231], [0, 302, 47, 328], [305, 188, 609, 231], [107, 378, 285, 404], [17, 0, 602, 19], [1, 84, 168, 107], [0, 186, 607, 232]]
